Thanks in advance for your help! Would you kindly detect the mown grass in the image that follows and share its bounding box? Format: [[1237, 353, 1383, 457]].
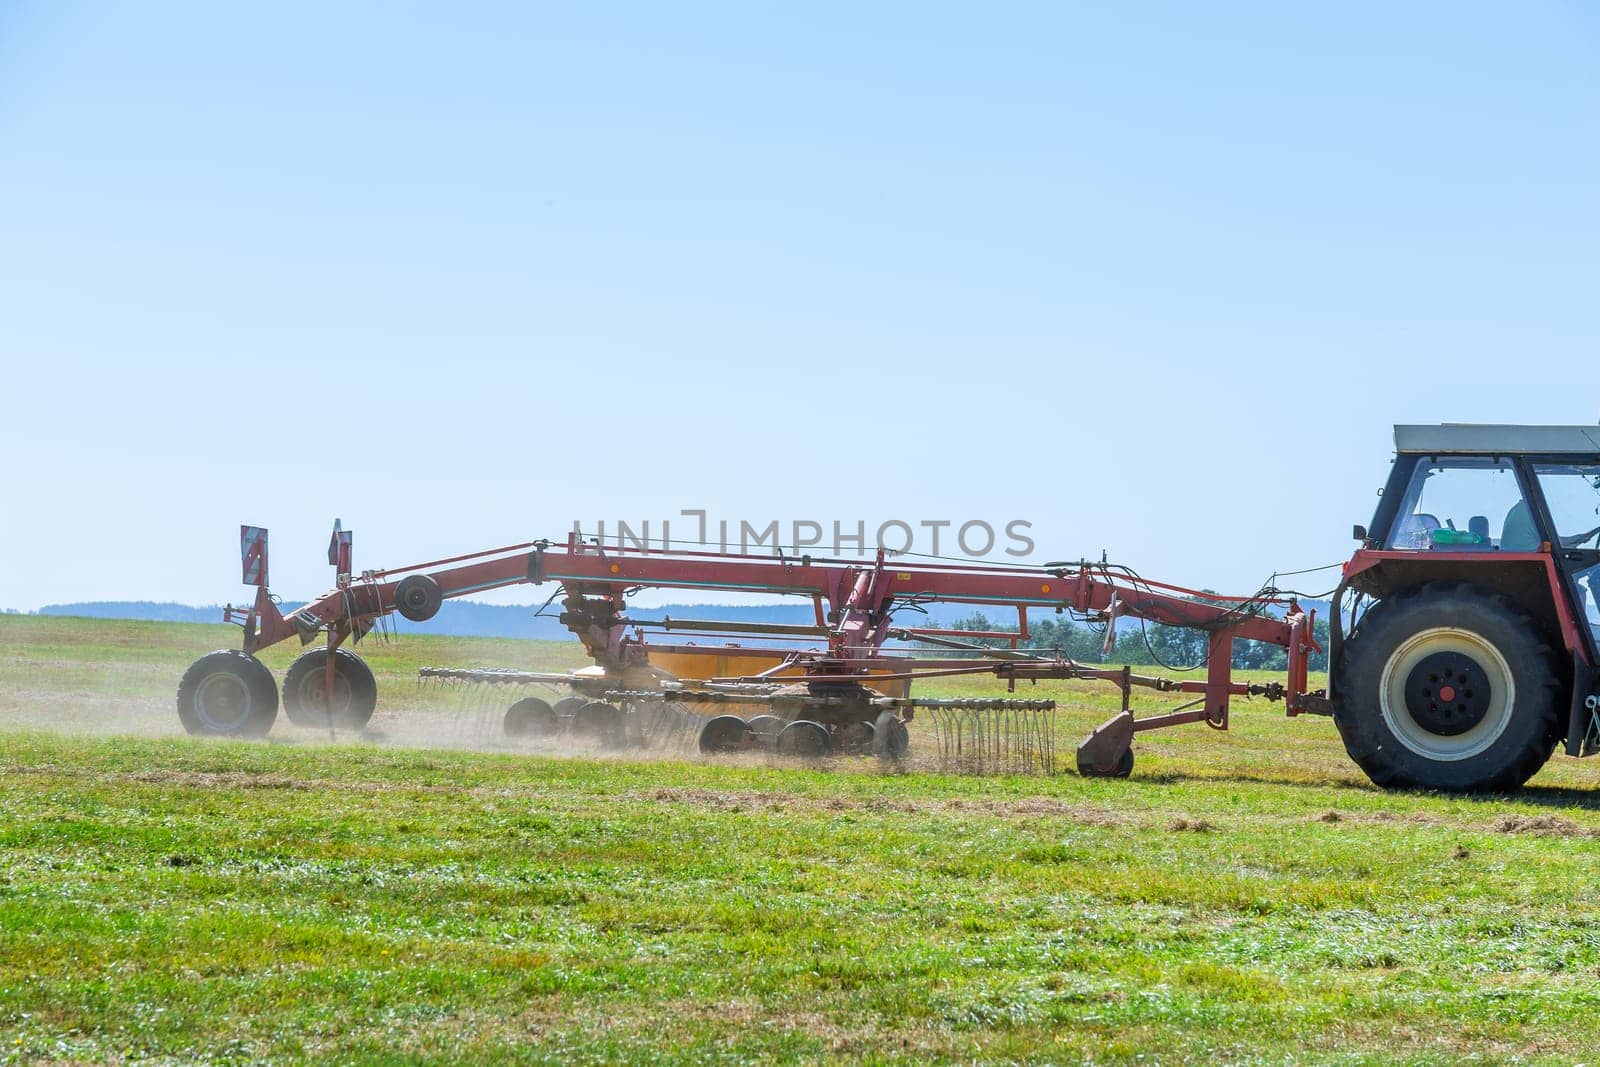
[[3, 614, 1600, 1064]]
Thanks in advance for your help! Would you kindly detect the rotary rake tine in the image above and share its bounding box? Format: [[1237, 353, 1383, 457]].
[[622, 697, 703, 756], [415, 666, 614, 747], [913, 699, 1058, 775]]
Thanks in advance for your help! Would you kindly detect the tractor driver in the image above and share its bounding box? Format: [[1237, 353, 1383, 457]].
[[1503, 494, 1600, 647], [1502, 499, 1600, 551], [1501, 501, 1539, 551]]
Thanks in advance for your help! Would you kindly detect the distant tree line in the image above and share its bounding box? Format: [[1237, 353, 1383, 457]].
[[926, 609, 1330, 673]]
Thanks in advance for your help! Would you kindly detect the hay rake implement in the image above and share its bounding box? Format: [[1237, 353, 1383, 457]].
[[184, 523, 1324, 777]]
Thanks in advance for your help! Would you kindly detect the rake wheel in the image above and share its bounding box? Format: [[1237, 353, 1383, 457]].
[[775, 719, 830, 758], [505, 697, 560, 738], [698, 714, 754, 754], [572, 701, 626, 748]]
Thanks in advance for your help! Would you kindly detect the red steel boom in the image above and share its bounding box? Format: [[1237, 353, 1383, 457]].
[[221, 530, 1324, 772]]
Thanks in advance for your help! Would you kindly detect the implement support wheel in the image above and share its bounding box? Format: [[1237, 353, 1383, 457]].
[[394, 574, 442, 622], [775, 719, 831, 759], [572, 701, 626, 748], [283, 648, 378, 730], [872, 712, 911, 762], [746, 714, 782, 738], [505, 697, 560, 738], [835, 719, 877, 754], [698, 714, 754, 754], [1077, 711, 1135, 778], [177, 650, 279, 737]]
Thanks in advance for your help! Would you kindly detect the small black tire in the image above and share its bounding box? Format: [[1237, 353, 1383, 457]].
[[775, 719, 831, 758], [394, 574, 442, 622], [283, 648, 378, 730], [1077, 745, 1135, 778], [1333, 581, 1560, 792], [572, 701, 625, 748], [177, 650, 279, 738], [745, 714, 782, 737], [835, 719, 877, 753], [698, 714, 753, 754], [553, 695, 586, 720], [505, 697, 559, 738]]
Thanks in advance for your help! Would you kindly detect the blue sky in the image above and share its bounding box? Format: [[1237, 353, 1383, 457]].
[[2, 2, 1597, 611]]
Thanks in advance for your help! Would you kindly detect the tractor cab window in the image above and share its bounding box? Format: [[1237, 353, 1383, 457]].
[[1385, 458, 1528, 551], [1534, 464, 1600, 649], [1533, 464, 1600, 550]]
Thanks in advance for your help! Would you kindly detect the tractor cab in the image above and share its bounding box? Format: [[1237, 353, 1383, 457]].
[[1356, 425, 1600, 655], [1333, 425, 1600, 791]]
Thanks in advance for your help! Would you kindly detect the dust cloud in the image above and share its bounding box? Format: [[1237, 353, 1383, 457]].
[[0, 682, 938, 773]]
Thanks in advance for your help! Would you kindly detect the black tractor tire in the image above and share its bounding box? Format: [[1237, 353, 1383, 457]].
[[505, 697, 560, 738], [698, 714, 753, 754], [775, 719, 831, 758], [282, 648, 378, 730], [177, 650, 279, 738], [1333, 581, 1561, 792], [553, 695, 587, 720], [394, 574, 442, 622]]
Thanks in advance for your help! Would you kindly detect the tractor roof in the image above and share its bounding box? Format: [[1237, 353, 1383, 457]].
[[1395, 424, 1600, 456]]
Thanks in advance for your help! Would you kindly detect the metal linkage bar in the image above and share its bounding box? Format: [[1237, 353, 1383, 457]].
[[418, 667, 585, 687], [600, 687, 1054, 714]]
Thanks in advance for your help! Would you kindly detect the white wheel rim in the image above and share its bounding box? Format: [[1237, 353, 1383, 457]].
[[194, 672, 251, 731], [1379, 626, 1515, 762]]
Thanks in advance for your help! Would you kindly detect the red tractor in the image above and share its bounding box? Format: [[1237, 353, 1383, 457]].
[[1332, 424, 1600, 791]]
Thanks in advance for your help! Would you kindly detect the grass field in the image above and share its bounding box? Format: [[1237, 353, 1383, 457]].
[[5, 614, 1600, 1064]]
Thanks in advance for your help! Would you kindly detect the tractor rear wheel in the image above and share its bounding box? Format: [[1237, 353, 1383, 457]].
[[1333, 582, 1560, 792], [283, 648, 378, 730], [177, 650, 279, 737]]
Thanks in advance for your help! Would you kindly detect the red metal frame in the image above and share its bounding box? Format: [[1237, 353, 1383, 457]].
[[231, 530, 1324, 730]]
